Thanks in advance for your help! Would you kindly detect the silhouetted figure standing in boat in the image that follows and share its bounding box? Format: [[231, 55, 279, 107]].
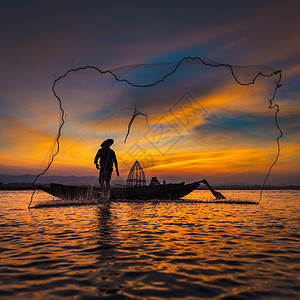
[[94, 139, 119, 189]]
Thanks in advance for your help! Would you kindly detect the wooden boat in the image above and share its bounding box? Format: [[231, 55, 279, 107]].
[[38, 181, 201, 201], [36, 162, 242, 205], [38, 161, 202, 201]]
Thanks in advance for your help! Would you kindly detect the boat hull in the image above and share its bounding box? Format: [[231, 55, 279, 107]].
[[39, 182, 200, 201]]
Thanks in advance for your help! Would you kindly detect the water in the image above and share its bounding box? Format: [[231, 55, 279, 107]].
[[0, 190, 299, 299]]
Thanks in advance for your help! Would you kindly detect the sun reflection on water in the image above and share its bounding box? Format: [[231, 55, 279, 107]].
[[0, 190, 299, 299]]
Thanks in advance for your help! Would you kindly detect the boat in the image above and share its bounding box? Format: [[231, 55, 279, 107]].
[[38, 161, 201, 201], [37, 161, 256, 207], [38, 181, 201, 201]]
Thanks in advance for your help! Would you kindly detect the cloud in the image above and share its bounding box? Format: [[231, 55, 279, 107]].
[[195, 111, 278, 138], [0, 0, 299, 183]]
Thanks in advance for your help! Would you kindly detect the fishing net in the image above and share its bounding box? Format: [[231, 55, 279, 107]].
[[29, 57, 282, 207]]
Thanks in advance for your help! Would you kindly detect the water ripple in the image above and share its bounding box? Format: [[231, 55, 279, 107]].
[[0, 190, 299, 299]]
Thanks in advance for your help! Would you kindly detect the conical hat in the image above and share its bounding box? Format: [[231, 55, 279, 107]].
[[101, 139, 114, 148]]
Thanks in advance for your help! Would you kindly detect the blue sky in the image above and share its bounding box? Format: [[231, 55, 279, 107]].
[[0, 0, 299, 185]]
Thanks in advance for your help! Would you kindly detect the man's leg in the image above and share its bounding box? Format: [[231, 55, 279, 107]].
[[99, 171, 105, 189], [105, 172, 112, 188]]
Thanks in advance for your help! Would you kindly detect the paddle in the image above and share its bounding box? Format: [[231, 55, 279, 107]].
[[201, 179, 226, 200]]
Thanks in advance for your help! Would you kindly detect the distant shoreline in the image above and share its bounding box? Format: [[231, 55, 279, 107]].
[[1, 185, 300, 191], [0, 186, 34, 191], [197, 186, 300, 190]]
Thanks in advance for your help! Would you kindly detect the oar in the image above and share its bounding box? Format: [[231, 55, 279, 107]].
[[200, 179, 226, 200]]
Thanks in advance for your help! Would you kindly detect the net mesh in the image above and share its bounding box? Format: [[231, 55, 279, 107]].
[[126, 161, 146, 187], [28, 56, 282, 207]]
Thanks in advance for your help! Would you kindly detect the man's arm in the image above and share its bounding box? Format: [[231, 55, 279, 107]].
[[94, 150, 100, 170], [113, 152, 119, 176]]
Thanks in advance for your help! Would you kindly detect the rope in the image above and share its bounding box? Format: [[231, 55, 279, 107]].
[[28, 56, 282, 208]]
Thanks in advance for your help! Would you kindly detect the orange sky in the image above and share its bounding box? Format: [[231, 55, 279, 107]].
[[0, 1, 300, 185]]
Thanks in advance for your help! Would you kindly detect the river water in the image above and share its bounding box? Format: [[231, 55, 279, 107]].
[[0, 189, 299, 299]]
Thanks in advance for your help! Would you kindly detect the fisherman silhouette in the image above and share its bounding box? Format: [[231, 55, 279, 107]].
[[94, 139, 119, 189]]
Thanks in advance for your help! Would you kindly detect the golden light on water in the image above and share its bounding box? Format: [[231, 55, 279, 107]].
[[1, 189, 300, 298]]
